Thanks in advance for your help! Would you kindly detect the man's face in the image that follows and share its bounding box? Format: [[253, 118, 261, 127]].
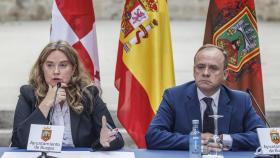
[[193, 48, 227, 96]]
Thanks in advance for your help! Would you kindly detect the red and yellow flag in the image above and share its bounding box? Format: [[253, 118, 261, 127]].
[[204, 0, 265, 117], [115, 0, 175, 148]]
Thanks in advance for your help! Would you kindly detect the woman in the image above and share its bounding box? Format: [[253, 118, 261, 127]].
[[11, 40, 124, 150]]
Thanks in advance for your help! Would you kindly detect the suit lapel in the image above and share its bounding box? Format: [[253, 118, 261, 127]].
[[70, 108, 81, 146], [186, 85, 202, 131], [217, 86, 232, 134]]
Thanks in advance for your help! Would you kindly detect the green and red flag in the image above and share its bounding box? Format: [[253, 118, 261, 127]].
[[204, 0, 265, 118], [115, 0, 175, 148]]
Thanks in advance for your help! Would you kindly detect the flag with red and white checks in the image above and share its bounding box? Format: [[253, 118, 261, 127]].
[[50, 0, 100, 84]]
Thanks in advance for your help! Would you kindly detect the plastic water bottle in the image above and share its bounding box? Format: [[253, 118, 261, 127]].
[[189, 119, 201, 158]]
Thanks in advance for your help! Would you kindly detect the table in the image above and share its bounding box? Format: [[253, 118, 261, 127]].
[[131, 149, 256, 158], [0, 147, 256, 158]]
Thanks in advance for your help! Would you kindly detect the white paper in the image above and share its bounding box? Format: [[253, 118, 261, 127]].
[[202, 155, 224, 158], [1, 151, 135, 158], [1, 151, 90, 158], [91, 151, 135, 158]]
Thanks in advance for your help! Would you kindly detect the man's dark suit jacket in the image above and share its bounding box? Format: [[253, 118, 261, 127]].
[[146, 81, 265, 151], [11, 85, 124, 150]]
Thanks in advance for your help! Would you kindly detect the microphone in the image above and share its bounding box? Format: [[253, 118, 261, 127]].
[[57, 82, 61, 88], [246, 88, 270, 127], [48, 82, 61, 125]]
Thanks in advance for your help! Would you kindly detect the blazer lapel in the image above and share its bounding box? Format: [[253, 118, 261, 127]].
[[217, 86, 232, 134], [70, 109, 81, 146], [186, 85, 202, 132]]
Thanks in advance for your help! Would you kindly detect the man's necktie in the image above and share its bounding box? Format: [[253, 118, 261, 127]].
[[202, 97, 214, 133]]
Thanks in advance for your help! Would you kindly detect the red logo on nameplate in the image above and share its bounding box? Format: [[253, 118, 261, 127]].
[[270, 129, 280, 144], [41, 127, 52, 142]]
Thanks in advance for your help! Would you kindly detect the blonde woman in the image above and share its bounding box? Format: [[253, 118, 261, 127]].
[[11, 40, 124, 150]]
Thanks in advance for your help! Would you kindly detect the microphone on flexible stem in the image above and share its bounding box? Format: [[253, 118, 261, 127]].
[[247, 90, 280, 158], [39, 83, 61, 158], [246, 88, 270, 128], [48, 82, 61, 125]]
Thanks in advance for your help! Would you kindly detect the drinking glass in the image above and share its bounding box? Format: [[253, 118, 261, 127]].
[[207, 115, 223, 157]]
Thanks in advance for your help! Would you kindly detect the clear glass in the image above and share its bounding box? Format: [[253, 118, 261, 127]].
[[207, 115, 223, 157]]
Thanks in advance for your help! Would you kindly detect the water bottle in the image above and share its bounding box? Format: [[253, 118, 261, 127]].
[[189, 119, 201, 158]]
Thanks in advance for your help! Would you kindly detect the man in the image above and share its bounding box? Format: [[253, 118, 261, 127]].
[[145, 44, 265, 151]]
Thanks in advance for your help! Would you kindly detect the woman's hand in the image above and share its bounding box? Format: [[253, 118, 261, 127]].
[[54, 83, 67, 105], [99, 116, 118, 148], [39, 83, 67, 118]]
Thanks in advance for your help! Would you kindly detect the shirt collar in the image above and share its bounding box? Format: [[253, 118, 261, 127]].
[[197, 87, 221, 107]]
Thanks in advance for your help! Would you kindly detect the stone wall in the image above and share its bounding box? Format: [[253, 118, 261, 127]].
[[0, 0, 51, 21], [0, 0, 280, 22]]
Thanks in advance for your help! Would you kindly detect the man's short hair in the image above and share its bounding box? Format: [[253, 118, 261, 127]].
[[194, 44, 228, 69]]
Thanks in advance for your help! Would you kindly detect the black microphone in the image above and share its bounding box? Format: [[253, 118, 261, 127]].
[[246, 88, 270, 128], [57, 82, 61, 88], [48, 82, 61, 125]]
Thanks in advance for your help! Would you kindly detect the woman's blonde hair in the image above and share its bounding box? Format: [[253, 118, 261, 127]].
[[29, 40, 92, 114]]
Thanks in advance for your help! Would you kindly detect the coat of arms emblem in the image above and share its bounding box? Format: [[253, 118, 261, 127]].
[[41, 127, 52, 142], [270, 129, 280, 144], [121, 0, 159, 53]]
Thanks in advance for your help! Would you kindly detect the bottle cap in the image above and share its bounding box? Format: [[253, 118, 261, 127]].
[[192, 119, 199, 125]]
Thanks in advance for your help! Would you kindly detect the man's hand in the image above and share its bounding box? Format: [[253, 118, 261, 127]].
[[201, 133, 213, 145], [201, 133, 223, 154]]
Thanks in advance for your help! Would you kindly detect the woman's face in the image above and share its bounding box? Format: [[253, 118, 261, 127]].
[[42, 50, 74, 86]]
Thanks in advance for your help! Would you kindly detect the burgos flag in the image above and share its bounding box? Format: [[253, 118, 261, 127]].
[[204, 0, 265, 118], [115, 0, 175, 148], [51, 0, 100, 84]]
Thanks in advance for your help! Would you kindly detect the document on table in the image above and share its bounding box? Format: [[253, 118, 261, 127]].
[[1, 151, 135, 158], [92, 151, 135, 158]]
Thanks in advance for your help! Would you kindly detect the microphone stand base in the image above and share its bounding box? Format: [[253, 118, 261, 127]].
[[37, 152, 57, 158], [255, 155, 280, 158]]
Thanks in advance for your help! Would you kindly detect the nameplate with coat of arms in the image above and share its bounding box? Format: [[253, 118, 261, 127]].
[[257, 128, 280, 155], [27, 124, 64, 152]]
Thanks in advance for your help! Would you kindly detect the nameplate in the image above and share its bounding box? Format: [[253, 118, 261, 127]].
[[27, 124, 64, 152], [257, 128, 280, 155]]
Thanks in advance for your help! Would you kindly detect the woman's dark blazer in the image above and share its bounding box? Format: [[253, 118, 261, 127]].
[[11, 85, 124, 150]]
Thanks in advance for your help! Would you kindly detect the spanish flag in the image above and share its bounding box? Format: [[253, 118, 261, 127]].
[[204, 0, 265, 119], [115, 0, 175, 148]]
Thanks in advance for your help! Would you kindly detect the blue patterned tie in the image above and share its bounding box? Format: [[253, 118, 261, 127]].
[[202, 97, 214, 133]]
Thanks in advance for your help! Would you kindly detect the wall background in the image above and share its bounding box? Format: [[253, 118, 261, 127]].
[[0, 0, 280, 147], [0, 0, 280, 22]]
